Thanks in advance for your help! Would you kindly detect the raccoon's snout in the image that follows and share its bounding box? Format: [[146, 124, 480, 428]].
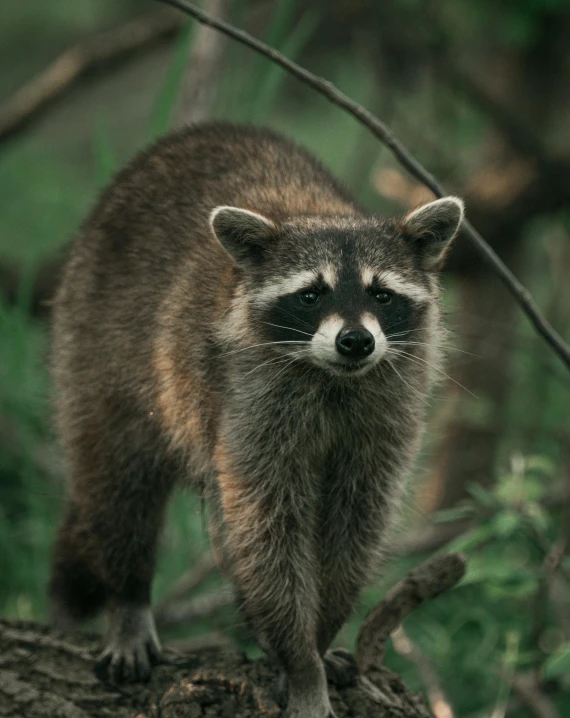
[[336, 328, 375, 360]]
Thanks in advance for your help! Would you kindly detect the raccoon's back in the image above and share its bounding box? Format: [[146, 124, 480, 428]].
[[51, 123, 356, 434]]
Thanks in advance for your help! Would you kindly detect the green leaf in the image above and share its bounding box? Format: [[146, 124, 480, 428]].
[[543, 643, 570, 680], [524, 502, 550, 533], [490, 509, 521, 538], [467, 482, 498, 509], [448, 523, 494, 554], [525, 455, 556, 477], [432, 503, 475, 523], [251, 6, 320, 120]]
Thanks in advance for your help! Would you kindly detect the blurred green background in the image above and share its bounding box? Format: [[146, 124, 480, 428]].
[[1, 0, 570, 716]]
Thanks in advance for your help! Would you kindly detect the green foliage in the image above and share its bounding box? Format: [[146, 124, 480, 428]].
[[444, 0, 570, 47], [544, 643, 570, 681], [148, 21, 196, 140], [249, 2, 320, 120], [93, 117, 119, 186], [0, 301, 57, 619], [378, 457, 568, 716]]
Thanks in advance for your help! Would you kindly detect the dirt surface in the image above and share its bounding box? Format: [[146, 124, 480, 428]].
[[0, 618, 432, 717]]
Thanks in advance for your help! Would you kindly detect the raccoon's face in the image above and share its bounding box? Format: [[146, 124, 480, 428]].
[[211, 198, 463, 377]]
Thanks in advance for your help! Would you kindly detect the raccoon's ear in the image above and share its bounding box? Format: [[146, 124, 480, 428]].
[[401, 196, 464, 270], [209, 206, 276, 266]]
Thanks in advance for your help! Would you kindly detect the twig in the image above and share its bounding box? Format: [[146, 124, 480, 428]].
[[156, 0, 570, 373], [155, 586, 234, 629], [173, 0, 230, 127], [355, 553, 466, 674], [392, 626, 456, 718], [0, 10, 183, 145], [511, 673, 561, 718], [154, 552, 217, 616], [492, 633, 520, 718]]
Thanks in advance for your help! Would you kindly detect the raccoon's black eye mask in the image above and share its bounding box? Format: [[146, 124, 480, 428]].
[[261, 279, 420, 346]]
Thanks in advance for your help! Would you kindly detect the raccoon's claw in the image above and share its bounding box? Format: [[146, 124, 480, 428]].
[[94, 636, 161, 683], [324, 647, 359, 688], [94, 604, 162, 684]]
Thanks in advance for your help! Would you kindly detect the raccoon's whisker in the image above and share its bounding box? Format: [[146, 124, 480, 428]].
[[383, 358, 430, 406], [261, 321, 316, 338], [241, 349, 309, 380], [385, 327, 428, 339], [273, 307, 325, 337], [389, 341, 479, 357], [217, 340, 309, 358], [384, 319, 418, 336], [216, 305, 234, 322], [389, 348, 478, 398]]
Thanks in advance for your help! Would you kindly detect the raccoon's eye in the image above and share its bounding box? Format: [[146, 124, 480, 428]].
[[374, 290, 392, 304], [299, 290, 320, 306]]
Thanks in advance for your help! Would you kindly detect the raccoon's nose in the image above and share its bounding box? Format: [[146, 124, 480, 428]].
[[336, 328, 375, 359]]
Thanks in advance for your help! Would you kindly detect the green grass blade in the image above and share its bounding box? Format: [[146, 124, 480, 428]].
[[148, 21, 196, 139], [251, 0, 299, 88], [251, 6, 320, 121], [92, 116, 117, 187]]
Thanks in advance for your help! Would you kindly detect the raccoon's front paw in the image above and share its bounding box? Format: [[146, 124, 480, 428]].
[[324, 647, 359, 688], [94, 604, 162, 683]]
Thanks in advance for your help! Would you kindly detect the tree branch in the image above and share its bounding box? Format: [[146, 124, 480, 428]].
[[0, 10, 183, 145], [156, 0, 570, 373], [173, 0, 230, 127], [511, 672, 562, 718], [392, 625, 456, 718], [155, 587, 234, 629], [154, 552, 217, 616], [355, 553, 466, 674]]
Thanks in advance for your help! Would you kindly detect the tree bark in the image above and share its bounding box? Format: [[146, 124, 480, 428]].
[[0, 618, 432, 718]]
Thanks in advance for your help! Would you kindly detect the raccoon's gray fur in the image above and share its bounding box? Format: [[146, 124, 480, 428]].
[[49, 122, 463, 718]]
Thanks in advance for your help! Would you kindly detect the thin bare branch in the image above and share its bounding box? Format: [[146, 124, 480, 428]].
[[155, 552, 218, 617], [155, 0, 570, 373], [0, 10, 183, 145], [511, 673, 562, 718], [155, 586, 234, 629], [392, 626, 456, 718], [173, 0, 230, 127], [355, 553, 466, 674]]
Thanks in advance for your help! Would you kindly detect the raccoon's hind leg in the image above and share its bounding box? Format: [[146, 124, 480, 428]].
[[49, 412, 177, 683]]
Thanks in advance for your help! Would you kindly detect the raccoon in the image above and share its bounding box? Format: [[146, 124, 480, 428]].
[[48, 122, 463, 718]]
